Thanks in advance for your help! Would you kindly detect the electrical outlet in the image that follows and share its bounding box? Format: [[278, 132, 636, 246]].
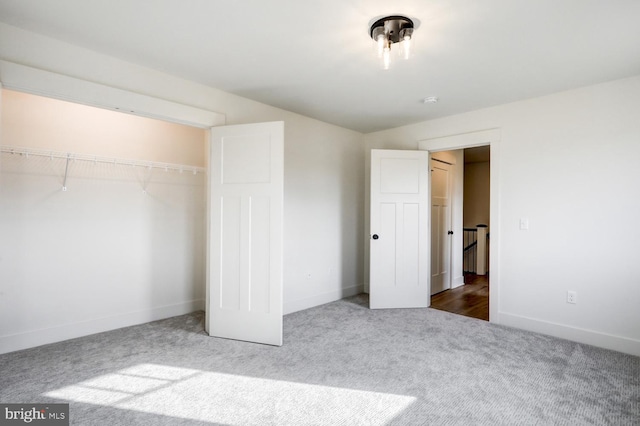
[[567, 291, 577, 304]]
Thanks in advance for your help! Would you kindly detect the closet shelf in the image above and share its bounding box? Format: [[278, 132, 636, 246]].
[[0, 145, 206, 174]]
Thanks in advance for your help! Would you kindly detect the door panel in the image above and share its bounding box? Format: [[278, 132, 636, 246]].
[[250, 196, 271, 314], [402, 203, 420, 288], [380, 158, 421, 193], [220, 197, 242, 310], [370, 150, 430, 309], [378, 203, 397, 286], [207, 121, 283, 346]]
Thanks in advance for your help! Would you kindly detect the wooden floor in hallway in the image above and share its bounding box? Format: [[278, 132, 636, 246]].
[[430, 274, 489, 321]]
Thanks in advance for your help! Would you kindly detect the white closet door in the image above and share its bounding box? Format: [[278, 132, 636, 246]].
[[207, 121, 283, 346], [430, 159, 452, 295], [370, 149, 430, 309]]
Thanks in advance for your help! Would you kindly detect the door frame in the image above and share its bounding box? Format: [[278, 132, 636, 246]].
[[418, 129, 500, 322]]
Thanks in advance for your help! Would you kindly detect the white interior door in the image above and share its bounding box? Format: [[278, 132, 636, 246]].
[[370, 149, 430, 309], [430, 159, 452, 295], [207, 121, 283, 346]]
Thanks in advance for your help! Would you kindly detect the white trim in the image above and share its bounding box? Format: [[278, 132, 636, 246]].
[[284, 285, 363, 315], [0, 60, 225, 128], [500, 311, 640, 357], [451, 275, 465, 289], [0, 299, 205, 355], [418, 128, 501, 323], [418, 128, 500, 152]]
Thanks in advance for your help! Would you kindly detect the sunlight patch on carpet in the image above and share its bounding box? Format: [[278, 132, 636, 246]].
[[44, 363, 416, 425]]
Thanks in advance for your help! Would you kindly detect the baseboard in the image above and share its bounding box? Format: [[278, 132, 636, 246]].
[[499, 312, 640, 357], [0, 299, 205, 355], [451, 275, 464, 289], [284, 285, 363, 315]]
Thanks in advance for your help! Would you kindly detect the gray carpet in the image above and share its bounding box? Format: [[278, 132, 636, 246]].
[[1, 294, 638, 425]]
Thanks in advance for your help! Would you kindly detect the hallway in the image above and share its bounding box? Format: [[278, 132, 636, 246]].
[[430, 274, 489, 321]]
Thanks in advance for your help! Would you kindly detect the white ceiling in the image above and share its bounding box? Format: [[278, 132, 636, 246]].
[[0, 0, 639, 133]]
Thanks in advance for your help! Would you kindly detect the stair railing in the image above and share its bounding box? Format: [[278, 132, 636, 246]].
[[463, 225, 489, 275]]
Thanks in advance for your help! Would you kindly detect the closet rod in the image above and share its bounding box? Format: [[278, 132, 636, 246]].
[[0, 145, 206, 174]]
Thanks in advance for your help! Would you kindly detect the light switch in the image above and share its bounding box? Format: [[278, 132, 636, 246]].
[[519, 217, 529, 230]]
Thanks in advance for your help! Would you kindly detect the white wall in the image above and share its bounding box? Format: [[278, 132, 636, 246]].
[[2, 89, 207, 165], [283, 117, 364, 312], [0, 23, 365, 353], [365, 75, 640, 355]]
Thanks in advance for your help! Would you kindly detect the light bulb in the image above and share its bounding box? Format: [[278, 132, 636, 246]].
[[376, 34, 385, 58], [383, 45, 391, 70], [403, 35, 411, 60], [399, 27, 414, 61]]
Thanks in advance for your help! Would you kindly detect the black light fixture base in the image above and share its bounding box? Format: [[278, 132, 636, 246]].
[[369, 15, 414, 43]]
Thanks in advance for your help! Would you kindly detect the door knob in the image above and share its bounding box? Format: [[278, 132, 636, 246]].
[[447, 230, 454, 235], [372, 234, 379, 240]]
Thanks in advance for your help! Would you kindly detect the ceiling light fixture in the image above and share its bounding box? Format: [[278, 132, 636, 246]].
[[369, 15, 415, 70]]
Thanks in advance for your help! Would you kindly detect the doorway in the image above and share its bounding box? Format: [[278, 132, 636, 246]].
[[368, 130, 499, 320], [430, 145, 490, 321]]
